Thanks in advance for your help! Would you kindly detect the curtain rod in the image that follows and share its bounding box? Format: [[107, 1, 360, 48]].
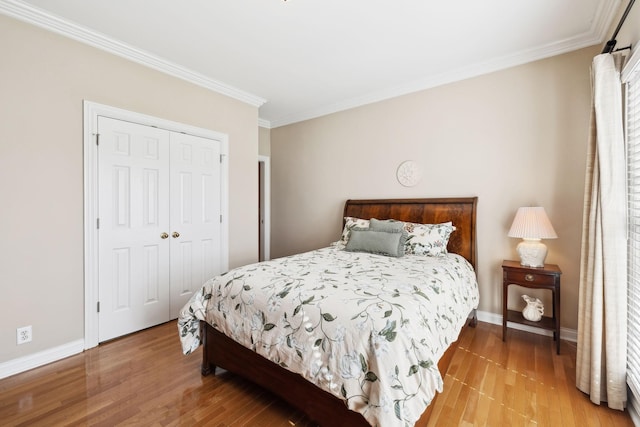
[[602, 0, 636, 53]]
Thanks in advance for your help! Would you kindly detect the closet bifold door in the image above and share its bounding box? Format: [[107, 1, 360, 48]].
[[168, 132, 222, 317], [97, 116, 171, 342]]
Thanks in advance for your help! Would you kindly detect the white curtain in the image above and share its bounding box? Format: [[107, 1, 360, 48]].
[[576, 53, 627, 410]]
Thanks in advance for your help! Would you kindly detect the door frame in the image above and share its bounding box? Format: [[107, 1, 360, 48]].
[[258, 155, 270, 261], [83, 101, 229, 349]]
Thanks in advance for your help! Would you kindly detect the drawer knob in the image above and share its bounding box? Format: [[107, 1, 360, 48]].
[[525, 274, 535, 282]]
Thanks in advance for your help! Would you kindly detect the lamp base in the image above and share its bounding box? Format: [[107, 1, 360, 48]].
[[516, 238, 548, 268]]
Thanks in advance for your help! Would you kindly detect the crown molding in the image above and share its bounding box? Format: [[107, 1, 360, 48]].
[[257, 118, 272, 129], [592, 0, 623, 43], [0, 0, 267, 109], [269, 0, 620, 128], [270, 33, 605, 128]]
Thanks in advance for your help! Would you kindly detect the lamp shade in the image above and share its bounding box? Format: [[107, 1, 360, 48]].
[[507, 207, 557, 239]]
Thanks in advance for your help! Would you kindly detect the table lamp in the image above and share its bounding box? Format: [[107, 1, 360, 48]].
[[507, 207, 558, 267]]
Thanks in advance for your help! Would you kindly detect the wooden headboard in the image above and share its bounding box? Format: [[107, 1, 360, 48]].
[[343, 197, 478, 269]]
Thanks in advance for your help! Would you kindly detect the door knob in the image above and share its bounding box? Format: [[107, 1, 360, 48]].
[[172, 231, 180, 238], [160, 232, 169, 239]]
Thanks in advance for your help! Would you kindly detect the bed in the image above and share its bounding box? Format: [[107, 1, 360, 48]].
[[178, 197, 479, 426]]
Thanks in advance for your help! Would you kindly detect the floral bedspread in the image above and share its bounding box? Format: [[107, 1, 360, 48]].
[[178, 246, 479, 427]]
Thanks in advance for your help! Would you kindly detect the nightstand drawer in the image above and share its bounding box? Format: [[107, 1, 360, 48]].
[[504, 270, 557, 286]]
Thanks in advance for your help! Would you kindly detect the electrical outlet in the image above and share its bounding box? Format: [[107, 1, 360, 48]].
[[17, 326, 32, 345]]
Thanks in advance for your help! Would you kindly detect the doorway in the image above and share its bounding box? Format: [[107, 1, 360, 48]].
[[258, 155, 270, 262]]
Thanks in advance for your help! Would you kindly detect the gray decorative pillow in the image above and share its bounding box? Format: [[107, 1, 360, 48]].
[[345, 228, 406, 257], [369, 218, 404, 233]]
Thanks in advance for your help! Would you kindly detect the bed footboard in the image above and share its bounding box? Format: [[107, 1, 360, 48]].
[[199, 317, 473, 427], [200, 321, 370, 426]]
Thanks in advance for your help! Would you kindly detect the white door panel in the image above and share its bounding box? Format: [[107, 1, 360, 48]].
[[169, 132, 222, 317], [98, 116, 171, 342]]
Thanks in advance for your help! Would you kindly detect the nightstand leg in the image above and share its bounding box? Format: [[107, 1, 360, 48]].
[[555, 287, 561, 355], [552, 291, 556, 342], [502, 282, 508, 341]]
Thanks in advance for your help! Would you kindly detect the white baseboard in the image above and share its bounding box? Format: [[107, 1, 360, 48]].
[[476, 309, 577, 343], [0, 340, 84, 380]]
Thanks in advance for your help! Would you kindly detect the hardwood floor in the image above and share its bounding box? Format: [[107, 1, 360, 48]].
[[0, 321, 633, 426]]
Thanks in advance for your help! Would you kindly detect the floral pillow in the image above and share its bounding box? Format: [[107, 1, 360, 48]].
[[404, 221, 456, 256], [339, 216, 370, 244]]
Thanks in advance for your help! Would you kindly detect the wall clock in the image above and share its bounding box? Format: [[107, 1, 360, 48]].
[[396, 160, 422, 187]]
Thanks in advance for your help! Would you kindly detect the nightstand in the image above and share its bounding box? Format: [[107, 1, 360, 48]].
[[502, 260, 562, 354]]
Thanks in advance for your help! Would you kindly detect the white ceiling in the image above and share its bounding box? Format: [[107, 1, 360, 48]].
[[1, 0, 621, 127]]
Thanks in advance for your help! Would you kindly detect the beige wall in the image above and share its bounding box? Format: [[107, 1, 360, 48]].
[[271, 46, 600, 332], [0, 15, 259, 363], [259, 126, 271, 156]]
